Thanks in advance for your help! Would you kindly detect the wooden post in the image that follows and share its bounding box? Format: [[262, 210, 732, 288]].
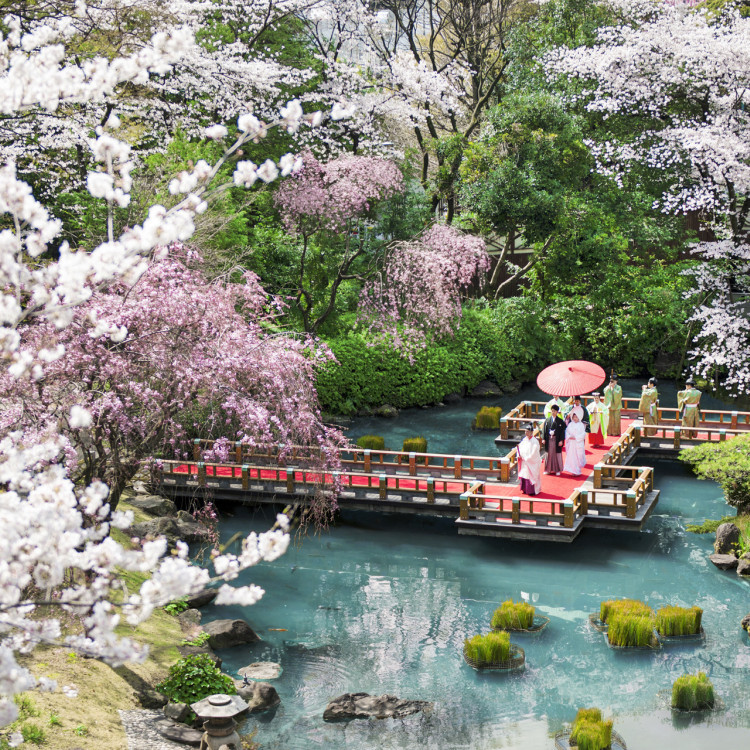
[[364, 449, 371, 473], [286, 467, 295, 493], [426, 477, 435, 504], [626, 490, 636, 518], [241, 465, 249, 491], [732, 411, 738, 429], [235, 441, 243, 464], [197, 462, 206, 487], [511, 497, 520, 524], [454, 455, 462, 479], [634, 425, 641, 447], [500, 457, 510, 483], [193, 439, 201, 461], [409, 452, 416, 476], [720, 429, 726, 442], [459, 496, 469, 520], [524, 400, 531, 418], [500, 418, 508, 440], [580, 490, 588, 515], [593, 464, 603, 490], [379, 473, 387, 500], [564, 500, 574, 528], [673, 427, 681, 450]]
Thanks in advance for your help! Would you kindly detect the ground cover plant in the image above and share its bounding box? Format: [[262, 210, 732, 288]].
[[463, 632, 511, 664], [403, 437, 428, 453], [156, 654, 236, 711], [599, 598, 652, 623], [490, 600, 535, 630], [356, 435, 386, 450], [607, 614, 656, 648], [569, 708, 613, 750], [671, 672, 715, 711], [655, 606, 703, 637], [474, 407, 503, 430]]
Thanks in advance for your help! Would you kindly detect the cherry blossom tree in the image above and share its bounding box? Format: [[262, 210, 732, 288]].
[[358, 223, 490, 349], [545, 0, 750, 391]]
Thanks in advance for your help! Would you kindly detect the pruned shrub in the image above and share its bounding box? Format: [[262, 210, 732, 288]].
[[600, 598, 652, 623], [491, 599, 534, 630], [655, 605, 702, 636], [356, 435, 385, 450], [607, 614, 656, 648], [570, 707, 613, 750], [671, 672, 715, 710], [463, 631, 511, 664], [403, 436, 427, 453], [157, 654, 236, 709], [474, 406, 503, 429]]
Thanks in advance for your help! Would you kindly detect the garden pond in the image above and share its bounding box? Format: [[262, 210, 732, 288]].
[[203, 380, 750, 749]]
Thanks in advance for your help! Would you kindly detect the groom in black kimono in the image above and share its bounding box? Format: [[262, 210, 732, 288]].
[[542, 405, 566, 475]]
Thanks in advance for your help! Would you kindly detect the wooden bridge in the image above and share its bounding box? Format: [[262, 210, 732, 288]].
[[152, 400, 750, 543]]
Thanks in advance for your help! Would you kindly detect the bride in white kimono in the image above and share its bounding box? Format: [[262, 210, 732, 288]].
[[518, 424, 543, 495], [563, 412, 587, 476]]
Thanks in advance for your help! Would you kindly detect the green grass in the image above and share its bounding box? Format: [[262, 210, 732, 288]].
[[490, 599, 535, 630], [672, 672, 715, 710], [570, 708, 613, 750], [600, 598, 652, 623], [402, 436, 428, 453], [21, 724, 46, 745], [655, 605, 702, 636], [463, 631, 511, 663], [607, 613, 656, 648], [356, 435, 385, 450], [474, 406, 503, 429]]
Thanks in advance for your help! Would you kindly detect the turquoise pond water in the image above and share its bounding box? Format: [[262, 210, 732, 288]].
[[203, 381, 750, 749]]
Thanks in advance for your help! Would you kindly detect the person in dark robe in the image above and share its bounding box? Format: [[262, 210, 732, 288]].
[[565, 395, 590, 433], [542, 405, 565, 476]]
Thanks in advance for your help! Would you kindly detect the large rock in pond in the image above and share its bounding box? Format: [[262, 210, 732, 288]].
[[232, 680, 280, 712], [714, 523, 741, 554], [709, 553, 738, 570], [374, 404, 398, 418], [185, 588, 217, 609], [323, 693, 433, 721], [129, 517, 208, 546], [470, 380, 502, 398], [204, 619, 259, 649], [737, 557, 750, 577], [128, 495, 176, 517], [238, 662, 282, 681]]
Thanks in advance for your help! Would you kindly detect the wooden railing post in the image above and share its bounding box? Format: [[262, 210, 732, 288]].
[[379, 473, 387, 500], [500, 457, 510, 483], [593, 464, 602, 490], [732, 411, 738, 429], [634, 425, 641, 447], [426, 477, 435, 504], [363, 449, 371, 473], [193, 439, 201, 461], [409, 452, 416, 476], [241, 465, 249, 491], [626, 490, 636, 518], [524, 400, 531, 418], [511, 497, 520, 524], [459, 496, 469, 520], [500, 418, 509, 440], [286, 467, 295, 493], [197, 461, 206, 487], [580, 490, 588, 515], [454, 455, 462, 479], [671, 426, 680, 450], [235, 441, 243, 464], [720, 429, 726, 442], [564, 500, 574, 528]]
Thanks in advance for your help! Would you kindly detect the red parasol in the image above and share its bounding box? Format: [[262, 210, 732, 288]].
[[536, 360, 606, 397]]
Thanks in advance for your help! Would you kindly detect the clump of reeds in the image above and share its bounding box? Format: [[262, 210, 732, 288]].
[[356, 435, 385, 451], [463, 631, 511, 664], [671, 672, 715, 710], [402, 436, 428, 453], [474, 406, 503, 430], [570, 708, 613, 750], [655, 605, 702, 636], [491, 599, 535, 630], [600, 598, 652, 623], [606, 613, 656, 648]]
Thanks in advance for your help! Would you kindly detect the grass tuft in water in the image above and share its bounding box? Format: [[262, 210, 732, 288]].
[[490, 599, 534, 630], [655, 605, 702, 636], [570, 708, 613, 750], [600, 598, 652, 623], [474, 406, 503, 429], [402, 436, 428, 453], [356, 435, 385, 450], [463, 631, 511, 663], [607, 613, 655, 647], [671, 672, 715, 710]]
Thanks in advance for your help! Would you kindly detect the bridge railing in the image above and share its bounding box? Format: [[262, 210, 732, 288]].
[[630, 422, 749, 449]]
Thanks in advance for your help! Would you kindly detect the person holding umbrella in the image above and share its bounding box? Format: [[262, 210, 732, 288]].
[[518, 424, 543, 496]]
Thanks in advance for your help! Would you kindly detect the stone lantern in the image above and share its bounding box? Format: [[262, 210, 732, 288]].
[[190, 693, 248, 750]]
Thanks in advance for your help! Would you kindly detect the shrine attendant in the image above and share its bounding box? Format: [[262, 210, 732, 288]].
[[678, 378, 702, 439], [565, 395, 590, 433], [518, 424, 543, 496], [603, 374, 623, 436], [638, 377, 659, 437], [544, 395, 567, 419], [542, 405, 566, 475], [588, 393, 608, 447], [563, 413, 587, 476]]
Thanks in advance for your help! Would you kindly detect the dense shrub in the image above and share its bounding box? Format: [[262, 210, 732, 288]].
[[463, 631, 511, 663], [491, 600, 535, 630], [570, 708, 613, 750], [157, 654, 236, 708], [474, 406, 503, 429], [402, 437, 427, 452], [671, 672, 715, 710], [655, 605, 702, 636], [356, 435, 385, 450]]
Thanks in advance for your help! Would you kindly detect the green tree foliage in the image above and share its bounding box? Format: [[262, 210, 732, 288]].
[[680, 435, 750, 514]]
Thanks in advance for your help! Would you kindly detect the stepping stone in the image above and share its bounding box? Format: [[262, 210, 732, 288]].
[[153, 717, 202, 746], [238, 662, 282, 681], [709, 553, 738, 570]]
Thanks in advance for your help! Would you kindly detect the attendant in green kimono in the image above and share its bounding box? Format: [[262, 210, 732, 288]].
[[677, 378, 702, 439], [588, 393, 608, 447], [638, 377, 659, 436], [544, 396, 567, 419], [603, 374, 623, 436]]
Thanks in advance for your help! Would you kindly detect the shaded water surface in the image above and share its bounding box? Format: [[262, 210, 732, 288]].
[[205, 382, 750, 749]]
